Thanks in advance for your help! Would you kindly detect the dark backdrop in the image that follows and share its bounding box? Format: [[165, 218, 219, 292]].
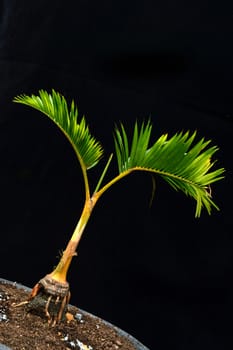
[[0, 1, 233, 349]]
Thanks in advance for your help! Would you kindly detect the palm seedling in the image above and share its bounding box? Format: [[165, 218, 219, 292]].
[[13, 90, 224, 325]]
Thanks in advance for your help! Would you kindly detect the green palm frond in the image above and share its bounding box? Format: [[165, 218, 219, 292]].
[[114, 120, 225, 217], [13, 90, 103, 170]]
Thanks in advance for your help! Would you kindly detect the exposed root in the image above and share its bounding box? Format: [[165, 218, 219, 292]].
[[12, 300, 29, 307], [14, 275, 71, 326]]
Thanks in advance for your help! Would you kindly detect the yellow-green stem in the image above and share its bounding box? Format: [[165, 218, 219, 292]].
[[50, 170, 133, 283], [50, 195, 98, 282], [94, 169, 133, 198]]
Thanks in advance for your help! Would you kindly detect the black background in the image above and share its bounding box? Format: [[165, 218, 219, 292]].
[[0, 1, 233, 349]]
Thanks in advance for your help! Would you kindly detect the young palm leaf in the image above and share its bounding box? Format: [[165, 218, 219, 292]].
[[14, 90, 104, 200], [14, 90, 103, 170], [113, 120, 225, 217]]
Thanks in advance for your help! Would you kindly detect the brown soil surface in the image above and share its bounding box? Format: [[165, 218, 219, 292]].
[[0, 281, 138, 350]]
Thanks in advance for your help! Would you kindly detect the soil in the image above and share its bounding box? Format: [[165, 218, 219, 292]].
[[0, 281, 139, 350]]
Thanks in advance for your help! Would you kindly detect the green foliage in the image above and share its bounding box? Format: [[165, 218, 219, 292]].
[[14, 90, 224, 218], [114, 120, 225, 217], [14, 90, 103, 170]]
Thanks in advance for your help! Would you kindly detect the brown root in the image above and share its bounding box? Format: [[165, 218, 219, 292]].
[[26, 274, 71, 326]]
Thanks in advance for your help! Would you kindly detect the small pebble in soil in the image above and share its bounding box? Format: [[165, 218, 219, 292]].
[[62, 333, 93, 350], [75, 312, 84, 323]]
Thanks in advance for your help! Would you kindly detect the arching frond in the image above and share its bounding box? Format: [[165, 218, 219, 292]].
[[114, 120, 225, 217], [13, 90, 103, 170]]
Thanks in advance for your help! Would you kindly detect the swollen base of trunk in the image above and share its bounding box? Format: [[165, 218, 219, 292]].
[[27, 274, 70, 325]]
